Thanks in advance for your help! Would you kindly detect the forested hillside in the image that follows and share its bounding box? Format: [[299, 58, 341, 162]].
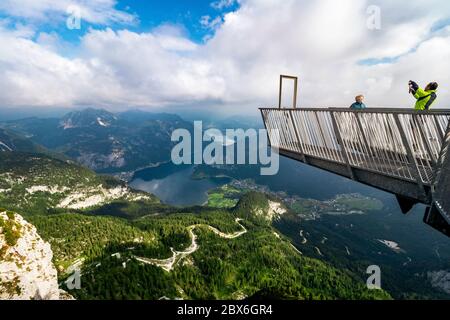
[[0, 152, 160, 217], [0, 151, 391, 300], [28, 197, 390, 300]]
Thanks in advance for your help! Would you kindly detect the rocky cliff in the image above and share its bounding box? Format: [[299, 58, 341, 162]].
[[428, 270, 450, 295], [0, 210, 66, 299]]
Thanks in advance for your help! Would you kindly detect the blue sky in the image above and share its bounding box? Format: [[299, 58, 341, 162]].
[[121, 0, 240, 41], [0, 0, 240, 45]]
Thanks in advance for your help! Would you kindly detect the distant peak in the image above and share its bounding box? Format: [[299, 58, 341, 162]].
[[59, 108, 117, 129]]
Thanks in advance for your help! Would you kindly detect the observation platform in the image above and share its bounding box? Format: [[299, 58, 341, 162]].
[[260, 106, 450, 237]]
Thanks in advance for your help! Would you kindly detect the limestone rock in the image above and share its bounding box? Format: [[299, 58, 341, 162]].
[[0, 211, 62, 299]]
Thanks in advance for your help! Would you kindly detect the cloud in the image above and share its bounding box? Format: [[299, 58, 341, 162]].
[[0, 0, 136, 25], [0, 0, 449, 112], [80, 28, 225, 105], [202, 0, 450, 108], [211, 0, 237, 11], [200, 15, 223, 31]]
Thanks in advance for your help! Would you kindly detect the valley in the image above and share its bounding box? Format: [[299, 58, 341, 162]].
[[0, 150, 389, 300], [1, 109, 449, 300]]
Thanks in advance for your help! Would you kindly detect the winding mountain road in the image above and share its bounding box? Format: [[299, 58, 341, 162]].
[[135, 218, 247, 272]]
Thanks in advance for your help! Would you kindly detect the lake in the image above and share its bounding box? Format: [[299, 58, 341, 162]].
[[129, 157, 386, 207], [130, 163, 230, 206]]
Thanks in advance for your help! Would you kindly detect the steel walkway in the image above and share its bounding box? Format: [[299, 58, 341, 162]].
[[260, 107, 450, 237]]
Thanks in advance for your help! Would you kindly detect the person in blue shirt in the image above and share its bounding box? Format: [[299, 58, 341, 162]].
[[350, 95, 366, 110]]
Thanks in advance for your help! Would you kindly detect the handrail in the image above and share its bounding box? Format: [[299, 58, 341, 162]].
[[261, 107, 450, 114]]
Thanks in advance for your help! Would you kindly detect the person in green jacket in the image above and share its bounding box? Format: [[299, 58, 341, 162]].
[[408, 80, 438, 110]]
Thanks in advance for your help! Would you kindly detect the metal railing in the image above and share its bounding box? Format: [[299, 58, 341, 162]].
[[431, 123, 450, 223], [260, 107, 450, 186]]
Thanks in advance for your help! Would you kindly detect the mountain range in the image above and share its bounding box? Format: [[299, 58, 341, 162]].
[[0, 127, 47, 154], [1, 108, 192, 173]]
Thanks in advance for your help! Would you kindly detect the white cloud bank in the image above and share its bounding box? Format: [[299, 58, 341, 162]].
[[0, 0, 449, 112], [0, 0, 136, 25]]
